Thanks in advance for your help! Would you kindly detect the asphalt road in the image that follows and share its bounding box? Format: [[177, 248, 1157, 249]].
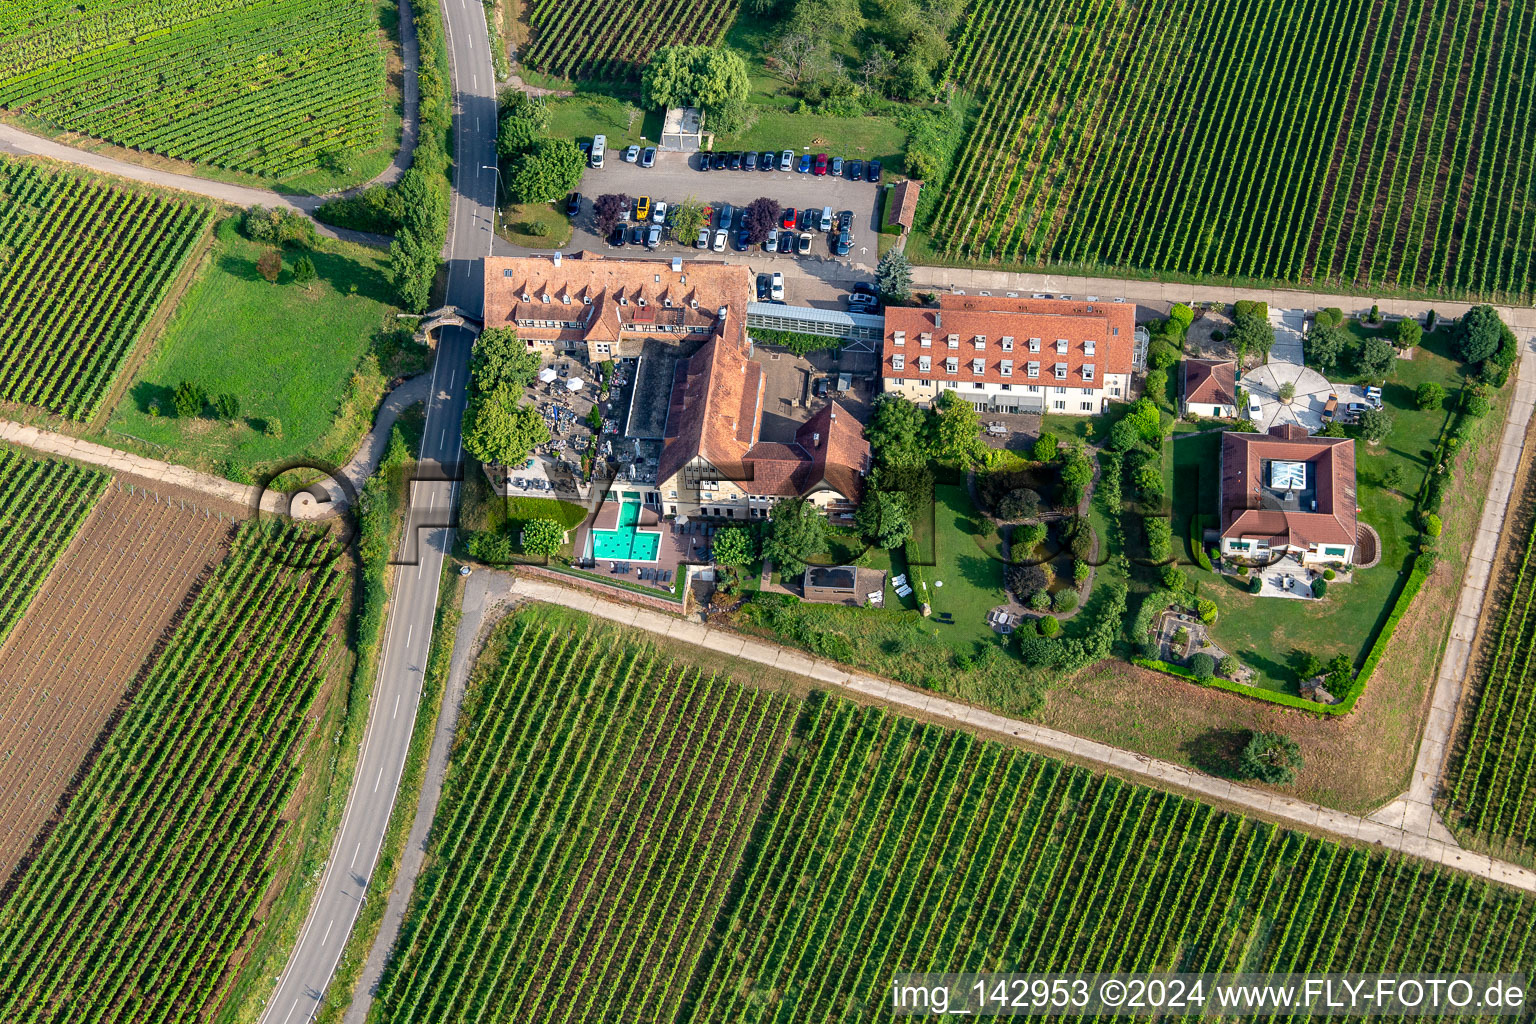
[[256, 0, 495, 1017]]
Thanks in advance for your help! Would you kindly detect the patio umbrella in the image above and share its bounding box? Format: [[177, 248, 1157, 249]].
[[538, 367, 558, 384], [566, 377, 584, 392]]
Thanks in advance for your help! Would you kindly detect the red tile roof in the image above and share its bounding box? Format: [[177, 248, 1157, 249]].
[[880, 294, 1135, 390], [1184, 358, 1237, 408], [1220, 425, 1358, 548], [887, 180, 922, 231]]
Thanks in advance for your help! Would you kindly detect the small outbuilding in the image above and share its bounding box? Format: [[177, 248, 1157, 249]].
[[1182, 357, 1238, 418], [660, 107, 704, 152], [885, 179, 922, 234]]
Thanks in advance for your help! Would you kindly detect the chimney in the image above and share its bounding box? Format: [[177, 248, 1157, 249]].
[[553, 251, 562, 266]]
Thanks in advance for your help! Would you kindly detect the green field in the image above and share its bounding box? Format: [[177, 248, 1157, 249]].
[[0, 522, 346, 1022], [1171, 334, 1468, 692], [0, 0, 389, 180], [379, 609, 1536, 1021], [520, 0, 736, 81], [105, 221, 417, 481], [928, 0, 1536, 301], [0, 447, 106, 644], [0, 158, 211, 420]]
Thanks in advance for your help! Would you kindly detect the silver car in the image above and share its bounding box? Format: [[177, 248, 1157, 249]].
[[780, 149, 794, 170], [712, 228, 728, 252]]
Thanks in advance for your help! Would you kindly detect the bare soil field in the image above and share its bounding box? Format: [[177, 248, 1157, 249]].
[[0, 478, 238, 884]]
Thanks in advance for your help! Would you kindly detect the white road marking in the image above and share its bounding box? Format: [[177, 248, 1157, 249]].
[[374, 764, 385, 792], [406, 625, 414, 648], [281, 1000, 301, 1024], [440, 427, 446, 447], [393, 692, 401, 718], [350, 841, 361, 868], [321, 919, 334, 945]]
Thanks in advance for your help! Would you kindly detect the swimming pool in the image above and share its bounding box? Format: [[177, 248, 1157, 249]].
[[590, 499, 661, 562]]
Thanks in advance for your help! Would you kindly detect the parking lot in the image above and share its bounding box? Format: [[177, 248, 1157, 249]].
[[568, 149, 884, 275]]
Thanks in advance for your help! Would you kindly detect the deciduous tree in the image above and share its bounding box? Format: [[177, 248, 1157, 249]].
[[762, 497, 826, 577], [462, 386, 550, 467], [508, 138, 584, 204], [520, 518, 564, 557]]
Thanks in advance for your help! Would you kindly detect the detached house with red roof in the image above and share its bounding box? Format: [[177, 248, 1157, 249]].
[[1182, 357, 1238, 419], [879, 294, 1136, 415], [654, 334, 870, 520], [1218, 424, 1359, 565]]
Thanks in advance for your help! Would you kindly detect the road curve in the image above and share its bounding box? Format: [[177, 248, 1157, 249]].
[[256, 0, 495, 1017]]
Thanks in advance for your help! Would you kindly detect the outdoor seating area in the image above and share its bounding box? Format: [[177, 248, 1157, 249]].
[[987, 607, 1023, 634]]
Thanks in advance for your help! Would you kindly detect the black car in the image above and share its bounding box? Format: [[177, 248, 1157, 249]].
[[866, 159, 882, 183], [757, 274, 771, 300], [798, 207, 817, 231], [776, 231, 795, 253], [735, 228, 751, 251], [761, 150, 776, 171], [564, 192, 582, 217], [712, 152, 728, 170], [744, 150, 758, 171], [847, 159, 863, 180], [728, 151, 743, 170], [698, 152, 711, 172], [837, 209, 854, 231], [608, 225, 626, 247], [629, 224, 645, 245]]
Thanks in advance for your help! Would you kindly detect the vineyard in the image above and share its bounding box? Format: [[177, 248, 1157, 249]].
[[520, 0, 737, 81], [0, 0, 387, 178], [930, 0, 1536, 301], [0, 159, 210, 420], [0, 522, 346, 1023], [375, 615, 796, 1024], [1443, 464, 1536, 859], [0, 447, 105, 646], [381, 611, 1536, 1023]]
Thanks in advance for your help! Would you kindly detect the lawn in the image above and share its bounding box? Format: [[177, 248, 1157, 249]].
[[919, 484, 1010, 649], [545, 95, 662, 150], [494, 201, 573, 248], [102, 220, 421, 482], [1169, 331, 1465, 692]]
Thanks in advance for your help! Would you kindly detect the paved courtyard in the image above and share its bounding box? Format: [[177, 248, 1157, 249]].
[[1241, 361, 1333, 432]]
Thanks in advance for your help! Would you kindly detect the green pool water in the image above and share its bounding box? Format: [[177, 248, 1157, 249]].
[[590, 500, 661, 562]]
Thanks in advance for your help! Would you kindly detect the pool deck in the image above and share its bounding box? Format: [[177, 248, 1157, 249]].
[[576, 510, 719, 585]]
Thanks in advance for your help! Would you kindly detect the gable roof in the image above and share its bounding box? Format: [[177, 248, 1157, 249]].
[[1184, 358, 1237, 408], [1219, 425, 1358, 547], [656, 334, 763, 486], [887, 180, 922, 231]]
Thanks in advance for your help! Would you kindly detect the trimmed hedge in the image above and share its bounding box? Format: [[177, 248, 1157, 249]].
[[1189, 513, 1212, 570]]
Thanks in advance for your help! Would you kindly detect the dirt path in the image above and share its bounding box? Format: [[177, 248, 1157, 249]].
[[0, 480, 236, 885]]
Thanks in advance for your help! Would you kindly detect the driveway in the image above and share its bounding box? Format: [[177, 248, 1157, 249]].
[[569, 150, 883, 274], [1270, 307, 1305, 363], [1241, 362, 1332, 432]]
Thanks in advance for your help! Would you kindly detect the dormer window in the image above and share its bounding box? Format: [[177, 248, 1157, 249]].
[[946, 334, 959, 349], [502, 269, 515, 277], [540, 293, 550, 303], [971, 358, 985, 374], [892, 354, 905, 371], [945, 357, 958, 374], [562, 294, 571, 304], [1000, 359, 1013, 377], [893, 331, 906, 346], [618, 295, 628, 306], [664, 297, 673, 308], [1084, 339, 1095, 355], [583, 295, 592, 305], [1028, 337, 1041, 353], [917, 355, 931, 372], [1000, 336, 1013, 351], [638, 298, 647, 307], [920, 333, 932, 347], [1027, 361, 1039, 378], [1054, 362, 1068, 380], [1082, 364, 1095, 381], [973, 335, 986, 350], [520, 291, 530, 301], [1055, 338, 1068, 353]]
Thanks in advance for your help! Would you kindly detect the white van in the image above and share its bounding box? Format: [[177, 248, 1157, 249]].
[[819, 206, 834, 232], [590, 134, 606, 168]]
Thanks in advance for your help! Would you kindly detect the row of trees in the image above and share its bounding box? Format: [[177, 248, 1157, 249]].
[[498, 92, 585, 205], [461, 327, 550, 471]]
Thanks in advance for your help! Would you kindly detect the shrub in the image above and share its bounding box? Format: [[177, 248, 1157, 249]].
[[172, 381, 207, 418], [1144, 368, 1168, 398], [1031, 432, 1058, 462], [1397, 317, 1422, 349], [1195, 598, 1217, 624], [290, 254, 316, 284], [264, 417, 283, 439], [1190, 652, 1215, 680], [1073, 559, 1090, 584], [1237, 565, 1249, 576], [256, 250, 282, 283], [1014, 520, 1047, 551], [1239, 731, 1303, 785], [1423, 512, 1443, 537], [1249, 576, 1263, 594], [974, 517, 997, 539], [1218, 654, 1239, 678], [1466, 395, 1491, 418], [213, 392, 240, 421], [1311, 578, 1328, 598], [1029, 590, 1051, 611], [1052, 589, 1078, 613], [1016, 631, 1058, 667], [1323, 568, 1336, 580], [1037, 615, 1061, 637], [1173, 626, 1189, 646], [1415, 381, 1445, 410]]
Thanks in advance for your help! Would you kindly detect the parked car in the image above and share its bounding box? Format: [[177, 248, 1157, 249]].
[[1365, 385, 1384, 407], [578, 140, 592, 161], [756, 273, 772, 301], [813, 153, 829, 176], [795, 232, 811, 254], [797, 153, 813, 174], [848, 282, 878, 309], [781, 207, 797, 229], [836, 209, 853, 231], [719, 203, 735, 230], [780, 231, 797, 254], [712, 228, 728, 251], [814, 377, 830, 398], [711, 152, 728, 170], [866, 159, 881, 183], [564, 192, 582, 217], [635, 195, 651, 221], [744, 150, 758, 171], [798, 207, 816, 231], [761, 151, 777, 171], [1322, 394, 1338, 422], [645, 224, 662, 248], [735, 228, 751, 251], [1346, 401, 1370, 415], [819, 206, 834, 231], [628, 224, 645, 245], [780, 149, 795, 171], [697, 151, 711, 172], [623, 144, 640, 163], [834, 230, 852, 256], [728, 151, 743, 170], [695, 228, 711, 249], [764, 228, 779, 251], [847, 159, 864, 180], [830, 156, 843, 176], [770, 272, 784, 301], [608, 225, 626, 247], [651, 201, 668, 224], [1247, 395, 1263, 419], [591, 134, 606, 168], [640, 146, 656, 167]]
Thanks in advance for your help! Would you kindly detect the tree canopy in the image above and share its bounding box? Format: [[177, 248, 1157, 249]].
[[1459, 304, 1505, 364], [471, 327, 540, 395], [508, 138, 584, 204], [762, 497, 826, 577], [1357, 335, 1395, 379], [641, 46, 750, 118], [1304, 321, 1350, 376], [712, 527, 755, 568], [854, 490, 913, 549], [866, 393, 930, 468], [743, 197, 781, 245], [875, 249, 912, 300], [932, 390, 984, 466], [462, 386, 550, 467], [1239, 731, 1303, 785], [498, 92, 549, 158], [1231, 309, 1275, 360], [593, 193, 629, 236], [670, 197, 708, 243], [520, 518, 564, 558]]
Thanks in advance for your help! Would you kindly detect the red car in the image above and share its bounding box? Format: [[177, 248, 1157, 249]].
[[813, 153, 829, 176], [781, 207, 797, 229]]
